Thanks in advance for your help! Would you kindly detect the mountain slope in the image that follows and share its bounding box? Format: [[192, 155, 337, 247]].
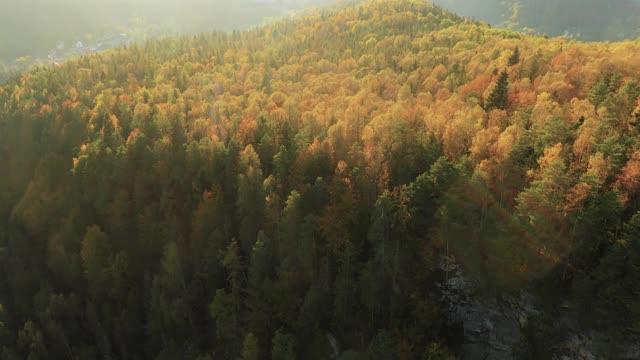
[[433, 0, 640, 41], [0, 0, 335, 63], [1, 0, 640, 358]]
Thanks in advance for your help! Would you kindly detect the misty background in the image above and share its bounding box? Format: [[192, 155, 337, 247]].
[[0, 0, 335, 63], [432, 0, 640, 41], [1, 0, 640, 71]]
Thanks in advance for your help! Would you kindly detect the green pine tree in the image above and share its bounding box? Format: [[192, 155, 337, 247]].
[[272, 330, 296, 360], [241, 333, 259, 360], [508, 46, 520, 66], [486, 70, 509, 111], [589, 76, 611, 110]]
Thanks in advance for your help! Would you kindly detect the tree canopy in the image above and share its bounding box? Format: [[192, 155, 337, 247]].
[[1, 0, 640, 358]]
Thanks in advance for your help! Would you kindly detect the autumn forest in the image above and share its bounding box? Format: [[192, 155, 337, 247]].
[[0, 0, 639, 359]]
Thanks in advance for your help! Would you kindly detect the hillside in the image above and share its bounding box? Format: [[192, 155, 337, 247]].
[[0, 0, 335, 63], [1, 0, 640, 358], [432, 0, 640, 41], [0, 0, 336, 83]]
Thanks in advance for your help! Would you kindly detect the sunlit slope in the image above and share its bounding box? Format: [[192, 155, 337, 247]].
[[0, 0, 336, 62], [1, 0, 640, 358]]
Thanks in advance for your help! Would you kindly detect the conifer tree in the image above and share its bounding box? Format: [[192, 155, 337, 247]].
[[486, 70, 509, 111], [241, 333, 259, 360], [508, 46, 520, 66], [272, 330, 296, 360]]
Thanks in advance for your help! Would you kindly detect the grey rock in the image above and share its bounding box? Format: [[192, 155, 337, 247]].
[[437, 257, 639, 360]]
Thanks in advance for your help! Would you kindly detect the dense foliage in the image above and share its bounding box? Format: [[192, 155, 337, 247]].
[[1, 0, 640, 358]]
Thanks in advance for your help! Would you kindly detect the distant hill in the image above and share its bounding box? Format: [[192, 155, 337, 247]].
[[0, 0, 334, 63], [432, 0, 640, 41]]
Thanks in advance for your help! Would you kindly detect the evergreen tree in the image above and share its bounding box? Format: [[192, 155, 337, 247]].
[[241, 333, 259, 360], [508, 46, 520, 66], [589, 75, 611, 110], [271, 330, 296, 360], [485, 70, 509, 110], [245, 232, 275, 341]]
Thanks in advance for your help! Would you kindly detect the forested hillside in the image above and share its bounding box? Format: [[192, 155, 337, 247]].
[[1, 0, 640, 359], [0, 0, 334, 63], [0, 0, 335, 84]]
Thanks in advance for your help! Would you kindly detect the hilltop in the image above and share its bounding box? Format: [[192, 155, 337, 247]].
[[1, 1, 640, 359], [0, 0, 338, 82], [0, 0, 335, 63]]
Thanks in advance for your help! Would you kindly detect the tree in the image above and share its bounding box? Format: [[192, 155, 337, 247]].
[[210, 289, 240, 357], [80, 226, 113, 298], [245, 232, 275, 341], [485, 70, 509, 111], [190, 190, 225, 296], [589, 76, 610, 110], [367, 191, 411, 302], [209, 240, 245, 357], [508, 46, 520, 66], [17, 321, 46, 360], [237, 145, 266, 255], [575, 211, 640, 330], [272, 330, 296, 360], [333, 234, 364, 335], [241, 333, 259, 360], [147, 242, 192, 346], [367, 329, 397, 360], [516, 143, 572, 269], [588, 73, 622, 110], [424, 343, 453, 360], [0, 304, 8, 349]]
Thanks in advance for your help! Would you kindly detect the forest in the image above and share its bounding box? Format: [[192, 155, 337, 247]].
[[3, 0, 638, 82], [0, 0, 334, 82], [0, 0, 334, 63], [1, 0, 640, 359]]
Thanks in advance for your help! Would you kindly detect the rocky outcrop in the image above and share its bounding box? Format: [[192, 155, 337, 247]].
[[438, 257, 638, 360], [438, 258, 538, 360]]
